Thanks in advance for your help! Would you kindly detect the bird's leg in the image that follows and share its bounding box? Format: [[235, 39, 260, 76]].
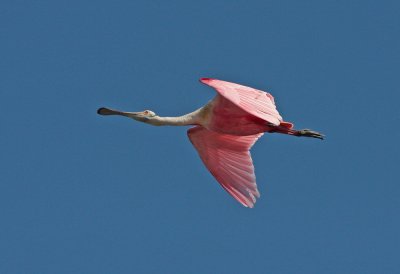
[[266, 123, 294, 134], [267, 123, 324, 140]]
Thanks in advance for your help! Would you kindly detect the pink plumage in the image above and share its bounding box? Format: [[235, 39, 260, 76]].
[[200, 78, 282, 126], [188, 126, 262, 208], [98, 78, 324, 208], [190, 78, 288, 207]]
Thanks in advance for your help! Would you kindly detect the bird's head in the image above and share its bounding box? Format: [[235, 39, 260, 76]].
[[97, 107, 157, 123], [125, 109, 157, 122]]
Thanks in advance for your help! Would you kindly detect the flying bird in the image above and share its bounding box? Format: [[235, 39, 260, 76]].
[[97, 78, 323, 208]]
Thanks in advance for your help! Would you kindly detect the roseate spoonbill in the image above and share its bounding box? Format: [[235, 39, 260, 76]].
[[97, 78, 323, 208]]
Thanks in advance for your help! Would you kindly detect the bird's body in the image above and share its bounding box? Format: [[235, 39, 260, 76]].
[[202, 96, 269, 136], [98, 78, 323, 208]]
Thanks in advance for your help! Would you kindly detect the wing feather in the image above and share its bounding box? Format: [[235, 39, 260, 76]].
[[200, 78, 282, 125], [187, 126, 263, 208]]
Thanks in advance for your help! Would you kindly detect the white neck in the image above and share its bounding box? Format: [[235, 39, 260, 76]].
[[146, 108, 203, 126]]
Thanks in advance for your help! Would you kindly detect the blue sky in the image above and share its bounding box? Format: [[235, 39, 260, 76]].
[[1, 0, 399, 273]]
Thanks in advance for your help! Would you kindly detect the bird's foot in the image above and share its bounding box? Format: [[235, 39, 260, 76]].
[[297, 129, 325, 140]]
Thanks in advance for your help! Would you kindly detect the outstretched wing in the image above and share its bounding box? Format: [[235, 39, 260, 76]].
[[200, 78, 282, 125], [188, 126, 263, 208]]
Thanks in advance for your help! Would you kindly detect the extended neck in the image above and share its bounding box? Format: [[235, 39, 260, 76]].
[[98, 105, 208, 127], [146, 110, 201, 126]]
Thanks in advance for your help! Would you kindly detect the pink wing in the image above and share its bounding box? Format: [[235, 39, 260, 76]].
[[200, 78, 282, 125], [188, 126, 263, 208]]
